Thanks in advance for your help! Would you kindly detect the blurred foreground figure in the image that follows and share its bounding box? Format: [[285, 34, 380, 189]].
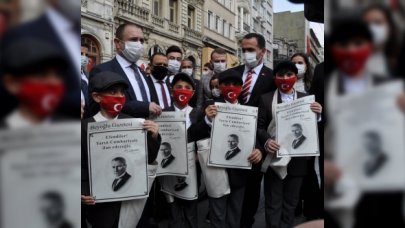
[[324, 18, 405, 228]]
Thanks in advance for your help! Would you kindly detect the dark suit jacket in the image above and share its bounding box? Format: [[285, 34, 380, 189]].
[[89, 58, 151, 118], [112, 172, 131, 191], [292, 135, 307, 149], [257, 90, 308, 177], [0, 14, 80, 119], [81, 113, 161, 227], [145, 75, 171, 107], [161, 154, 175, 168], [225, 147, 241, 160]]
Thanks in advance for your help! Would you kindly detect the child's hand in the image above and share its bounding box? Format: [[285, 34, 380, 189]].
[[265, 139, 280, 154], [248, 149, 262, 164], [81, 195, 96, 205], [205, 105, 218, 121], [143, 120, 159, 139], [310, 102, 322, 114]]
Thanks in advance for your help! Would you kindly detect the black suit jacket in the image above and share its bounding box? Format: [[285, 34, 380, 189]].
[[225, 147, 241, 160], [257, 91, 308, 177], [161, 154, 175, 168], [0, 14, 80, 119], [145, 75, 171, 107], [292, 135, 307, 149], [89, 58, 151, 118], [112, 172, 131, 191]]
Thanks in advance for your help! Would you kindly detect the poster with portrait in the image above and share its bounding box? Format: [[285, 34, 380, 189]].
[[154, 112, 188, 176], [208, 103, 258, 169], [276, 95, 320, 157], [160, 143, 198, 200], [333, 81, 405, 191], [0, 123, 81, 228], [88, 119, 148, 203]]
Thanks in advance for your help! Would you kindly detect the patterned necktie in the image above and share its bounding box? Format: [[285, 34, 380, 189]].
[[158, 81, 169, 109], [131, 64, 149, 102], [241, 69, 254, 103]]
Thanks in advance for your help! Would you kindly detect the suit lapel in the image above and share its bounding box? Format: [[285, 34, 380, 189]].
[[112, 58, 137, 100], [249, 66, 268, 104]]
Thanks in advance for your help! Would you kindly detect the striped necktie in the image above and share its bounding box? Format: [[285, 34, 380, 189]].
[[241, 69, 254, 103]]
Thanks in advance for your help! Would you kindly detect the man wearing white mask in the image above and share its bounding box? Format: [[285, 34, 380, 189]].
[[166, 45, 183, 83], [230, 33, 277, 228], [210, 48, 228, 74], [180, 58, 200, 107], [89, 23, 162, 118]]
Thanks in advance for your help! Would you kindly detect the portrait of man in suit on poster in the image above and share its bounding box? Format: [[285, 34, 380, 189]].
[[160, 142, 175, 168], [225, 134, 241, 160], [39, 191, 72, 228], [174, 176, 188, 192], [291, 123, 307, 150], [363, 131, 388, 177], [111, 157, 132, 192]]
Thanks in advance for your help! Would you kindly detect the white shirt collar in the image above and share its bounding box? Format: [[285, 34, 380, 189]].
[[279, 89, 296, 103], [244, 62, 264, 75], [225, 100, 239, 105], [116, 54, 133, 68], [151, 75, 168, 83], [94, 112, 118, 122], [5, 109, 50, 129], [174, 105, 191, 112]]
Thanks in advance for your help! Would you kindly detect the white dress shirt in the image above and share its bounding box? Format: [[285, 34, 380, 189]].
[[46, 7, 80, 77], [174, 105, 192, 129], [242, 62, 264, 101], [151, 75, 171, 109], [5, 110, 50, 129], [93, 112, 118, 122], [342, 73, 370, 95], [116, 54, 151, 102]]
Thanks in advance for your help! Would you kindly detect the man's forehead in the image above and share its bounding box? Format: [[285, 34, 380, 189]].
[[212, 53, 226, 59], [153, 55, 168, 63], [241, 37, 258, 47], [124, 25, 144, 37], [168, 52, 182, 58]]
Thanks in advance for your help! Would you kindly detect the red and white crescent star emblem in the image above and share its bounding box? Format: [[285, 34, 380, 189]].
[[178, 94, 186, 102], [281, 84, 289, 90], [42, 95, 55, 111], [227, 92, 236, 99], [113, 104, 123, 112]]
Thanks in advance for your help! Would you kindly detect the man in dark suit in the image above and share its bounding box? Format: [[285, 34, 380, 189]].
[[160, 142, 175, 168], [225, 134, 242, 160], [291, 123, 307, 149], [0, 0, 81, 119], [89, 23, 162, 118], [111, 157, 132, 192], [228, 33, 277, 228]]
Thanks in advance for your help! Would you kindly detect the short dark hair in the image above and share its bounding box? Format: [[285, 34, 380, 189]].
[[161, 142, 172, 149], [41, 191, 64, 207], [81, 43, 90, 50], [150, 52, 167, 64], [210, 48, 227, 59], [182, 58, 194, 67], [228, 134, 239, 142], [115, 23, 140, 40], [291, 123, 303, 130], [112, 157, 126, 165], [209, 75, 219, 89], [243, 33, 266, 49], [166, 45, 183, 56]]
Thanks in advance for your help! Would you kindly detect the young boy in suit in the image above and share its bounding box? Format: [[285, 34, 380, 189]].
[[257, 61, 322, 228], [81, 71, 161, 228], [203, 69, 262, 228]]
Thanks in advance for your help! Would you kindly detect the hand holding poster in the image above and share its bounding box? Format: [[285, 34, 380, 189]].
[[87, 119, 148, 203], [208, 103, 258, 169], [276, 95, 319, 157], [153, 112, 188, 176]]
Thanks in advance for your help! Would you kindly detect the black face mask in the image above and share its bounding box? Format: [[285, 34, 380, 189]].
[[152, 65, 168, 80]]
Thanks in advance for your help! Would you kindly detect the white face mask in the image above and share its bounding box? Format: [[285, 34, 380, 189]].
[[211, 88, 221, 98], [81, 55, 89, 69], [369, 24, 388, 46], [244, 52, 259, 68], [121, 41, 144, 63], [168, 60, 181, 74], [295, 64, 306, 77], [181, 68, 193, 77], [213, 62, 227, 73]]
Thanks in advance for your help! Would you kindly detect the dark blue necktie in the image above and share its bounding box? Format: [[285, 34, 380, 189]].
[[132, 64, 148, 102]]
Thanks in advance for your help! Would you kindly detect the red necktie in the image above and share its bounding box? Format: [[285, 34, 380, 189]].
[[241, 69, 253, 103], [159, 81, 169, 108]]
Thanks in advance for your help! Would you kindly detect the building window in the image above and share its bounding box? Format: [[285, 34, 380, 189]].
[[187, 6, 195, 29], [229, 23, 232, 38], [215, 16, 220, 31], [153, 0, 160, 16], [169, 0, 177, 23], [267, 50, 271, 62], [208, 11, 213, 29], [223, 20, 226, 35]]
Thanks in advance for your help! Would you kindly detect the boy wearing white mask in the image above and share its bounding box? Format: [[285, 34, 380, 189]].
[[89, 23, 162, 118], [166, 45, 183, 83]]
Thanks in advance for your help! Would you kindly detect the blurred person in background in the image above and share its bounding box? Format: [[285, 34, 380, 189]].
[[290, 53, 313, 93], [197, 62, 214, 108], [0, 0, 81, 120], [0, 38, 67, 128], [0, 4, 10, 39], [81, 42, 90, 118], [165, 45, 183, 83], [180, 58, 200, 108], [362, 4, 400, 77]]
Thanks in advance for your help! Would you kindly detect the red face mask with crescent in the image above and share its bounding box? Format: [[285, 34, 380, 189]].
[[100, 95, 126, 117], [17, 80, 65, 119], [331, 45, 371, 76], [173, 89, 193, 107], [220, 86, 242, 103], [274, 76, 297, 93]]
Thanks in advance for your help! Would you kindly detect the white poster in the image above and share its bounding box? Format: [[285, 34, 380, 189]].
[[88, 119, 148, 203], [153, 112, 188, 176], [208, 103, 258, 169], [334, 81, 405, 191], [276, 95, 320, 157], [161, 143, 198, 200], [0, 122, 81, 228]]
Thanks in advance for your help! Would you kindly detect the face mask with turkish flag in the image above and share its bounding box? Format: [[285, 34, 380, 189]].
[[274, 76, 297, 93], [173, 89, 193, 107], [17, 80, 65, 119], [220, 85, 242, 103], [331, 45, 372, 76], [100, 95, 126, 117]]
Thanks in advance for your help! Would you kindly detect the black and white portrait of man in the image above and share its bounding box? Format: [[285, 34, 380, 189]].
[[225, 134, 241, 160], [161, 142, 175, 168], [291, 123, 307, 149], [39, 191, 72, 228], [174, 176, 188, 191], [363, 131, 387, 177], [111, 157, 132, 192]]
